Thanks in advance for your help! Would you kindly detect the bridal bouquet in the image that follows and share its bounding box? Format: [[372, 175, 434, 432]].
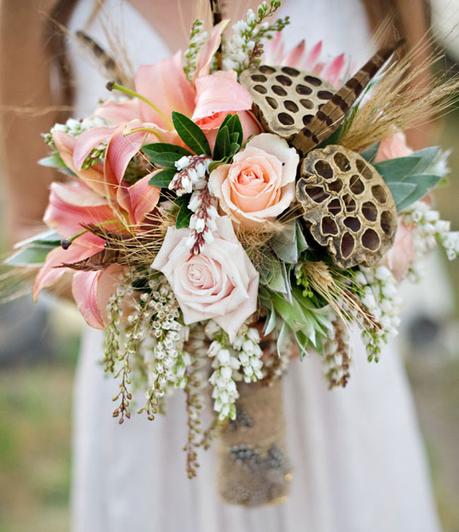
[[5, 0, 459, 506]]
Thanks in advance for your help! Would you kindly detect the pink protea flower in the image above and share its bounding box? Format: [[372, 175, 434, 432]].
[[264, 33, 348, 88]]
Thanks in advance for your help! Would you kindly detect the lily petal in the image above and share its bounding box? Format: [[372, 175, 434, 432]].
[[73, 127, 113, 170], [33, 232, 105, 300], [95, 98, 142, 124], [44, 181, 114, 237], [72, 264, 124, 329], [196, 20, 229, 78], [193, 71, 252, 129], [135, 51, 195, 129], [117, 173, 160, 225], [52, 130, 108, 197], [105, 125, 147, 186]]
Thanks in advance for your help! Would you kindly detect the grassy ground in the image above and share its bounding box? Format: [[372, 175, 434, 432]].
[[0, 364, 74, 532]]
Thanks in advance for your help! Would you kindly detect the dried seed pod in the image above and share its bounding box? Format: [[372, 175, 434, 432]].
[[296, 145, 397, 268], [239, 65, 335, 141]]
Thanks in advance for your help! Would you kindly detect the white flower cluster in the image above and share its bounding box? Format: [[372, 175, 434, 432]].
[[146, 283, 189, 392], [206, 321, 264, 420], [183, 19, 208, 80], [208, 339, 240, 420], [222, 17, 258, 72], [186, 188, 218, 253], [232, 325, 264, 383], [169, 155, 210, 196], [222, 1, 287, 73], [50, 115, 107, 138], [404, 201, 459, 263], [322, 318, 350, 388], [356, 266, 401, 362]]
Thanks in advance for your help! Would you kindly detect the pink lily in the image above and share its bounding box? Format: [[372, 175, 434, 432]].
[[35, 127, 161, 327]]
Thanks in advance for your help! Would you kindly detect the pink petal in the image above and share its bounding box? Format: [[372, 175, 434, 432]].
[[73, 127, 113, 170], [72, 264, 124, 329], [33, 232, 105, 299], [283, 40, 306, 68], [44, 182, 114, 237], [265, 32, 285, 64], [52, 130, 109, 197], [135, 51, 195, 129], [95, 99, 142, 124], [321, 53, 347, 87], [305, 40, 323, 70], [238, 111, 262, 141], [104, 125, 147, 186], [117, 173, 160, 225], [192, 71, 252, 128], [52, 130, 76, 170], [196, 20, 229, 78]]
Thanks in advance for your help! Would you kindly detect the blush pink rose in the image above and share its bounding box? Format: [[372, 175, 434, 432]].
[[151, 216, 259, 341], [375, 131, 413, 162], [385, 221, 415, 281], [208, 133, 299, 227]]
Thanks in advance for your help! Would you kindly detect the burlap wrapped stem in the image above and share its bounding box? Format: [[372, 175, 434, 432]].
[[217, 379, 292, 506]]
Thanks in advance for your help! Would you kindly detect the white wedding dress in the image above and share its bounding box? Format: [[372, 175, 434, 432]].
[[69, 1, 442, 531]]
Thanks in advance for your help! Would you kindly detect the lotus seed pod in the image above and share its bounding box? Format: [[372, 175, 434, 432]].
[[296, 145, 397, 268], [239, 65, 334, 141]]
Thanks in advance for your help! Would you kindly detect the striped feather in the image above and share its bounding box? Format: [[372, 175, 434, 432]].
[[75, 30, 125, 84], [292, 42, 402, 156]]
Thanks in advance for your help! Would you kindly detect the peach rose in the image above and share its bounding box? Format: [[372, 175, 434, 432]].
[[385, 221, 415, 281], [375, 131, 413, 162], [151, 216, 259, 341], [208, 133, 299, 227]]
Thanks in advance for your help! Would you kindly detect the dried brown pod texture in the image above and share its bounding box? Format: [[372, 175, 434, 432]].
[[291, 43, 400, 156], [239, 65, 335, 141], [296, 145, 397, 269]]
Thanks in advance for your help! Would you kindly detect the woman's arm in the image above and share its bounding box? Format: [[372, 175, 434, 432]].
[[0, 0, 60, 244]]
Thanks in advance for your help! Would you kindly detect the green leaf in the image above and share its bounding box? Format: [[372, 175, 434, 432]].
[[361, 142, 379, 162], [267, 260, 286, 293], [263, 303, 277, 336], [5, 247, 50, 266], [295, 222, 309, 254], [276, 323, 289, 357], [395, 174, 441, 211], [386, 182, 417, 206], [374, 156, 421, 182], [227, 114, 243, 144], [213, 126, 231, 161], [229, 142, 241, 156], [143, 143, 192, 168], [270, 222, 298, 264], [293, 330, 310, 359], [375, 148, 443, 211], [39, 152, 75, 176], [172, 112, 211, 155], [149, 168, 176, 188], [175, 196, 193, 228], [15, 229, 62, 249]]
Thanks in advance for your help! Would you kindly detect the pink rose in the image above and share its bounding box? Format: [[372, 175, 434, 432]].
[[152, 216, 259, 341], [375, 131, 413, 162], [385, 222, 415, 281], [208, 133, 299, 227]]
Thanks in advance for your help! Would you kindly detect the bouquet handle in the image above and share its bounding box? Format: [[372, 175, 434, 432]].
[[217, 379, 292, 506]]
